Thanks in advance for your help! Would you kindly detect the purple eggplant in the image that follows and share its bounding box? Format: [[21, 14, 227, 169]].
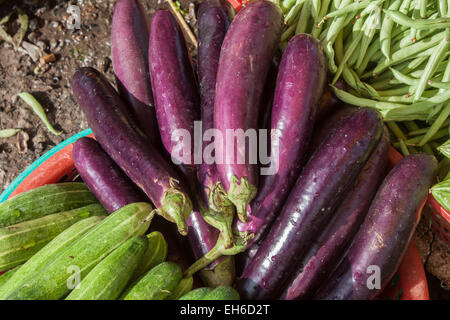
[[237, 33, 326, 250], [72, 137, 147, 213], [111, 0, 159, 144], [148, 9, 200, 168], [257, 57, 280, 134], [213, 0, 283, 221], [306, 105, 357, 160], [188, 0, 235, 287], [183, 1, 243, 286], [283, 127, 390, 300], [237, 107, 356, 275], [195, 0, 235, 248], [71, 67, 192, 235], [197, 0, 232, 137], [237, 108, 383, 300], [314, 153, 437, 300]]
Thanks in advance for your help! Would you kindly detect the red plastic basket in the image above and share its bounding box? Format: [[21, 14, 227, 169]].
[[389, 147, 450, 247]]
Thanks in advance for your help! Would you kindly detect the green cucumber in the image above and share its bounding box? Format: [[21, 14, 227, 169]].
[[0, 215, 104, 298], [0, 183, 99, 227], [0, 267, 19, 289], [179, 287, 212, 300], [166, 276, 193, 300], [66, 235, 148, 300], [0, 203, 107, 271], [6, 202, 153, 300], [202, 286, 240, 300], [122, 262, 182, 300], [132, 231, 167, 281]]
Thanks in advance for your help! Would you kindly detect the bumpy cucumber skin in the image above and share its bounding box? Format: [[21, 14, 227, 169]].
[[132, 231, 168, 281], [203, 286, 240, 300], [166, 276, 193, 300], [179, 287, 212, 300], [0, 183, 98, 227], [0, 267, 19, 289], [122, 261, 182, 300], [6, 202, 153, 300], [0, 203, 107, 271], [66, 236, 148, 300], [0, 216, 104, 299]]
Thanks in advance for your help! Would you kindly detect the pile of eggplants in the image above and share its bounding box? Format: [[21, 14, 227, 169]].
[[70, 0, 438, 299]]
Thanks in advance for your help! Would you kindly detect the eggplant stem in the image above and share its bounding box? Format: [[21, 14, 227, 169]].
[[184, 231, 254, 277], [155, 187, 192, 236], [226, 176, 257, 223]]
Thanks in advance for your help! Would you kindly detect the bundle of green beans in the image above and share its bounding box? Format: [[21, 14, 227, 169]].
[[276, 0, 450, 163]]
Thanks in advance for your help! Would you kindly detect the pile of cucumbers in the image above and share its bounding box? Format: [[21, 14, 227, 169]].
[[0, 183, 239, 300]]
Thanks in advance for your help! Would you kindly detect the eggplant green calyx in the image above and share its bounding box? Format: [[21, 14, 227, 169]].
[[226, 176, 257, 223], [155, 187, 192, 236], [203, 182, 236, 249], [184, 230, 254, 277]]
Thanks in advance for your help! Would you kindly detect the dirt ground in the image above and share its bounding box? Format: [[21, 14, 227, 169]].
[[0, 0, 449, 298], [0, 0, 198, 193]]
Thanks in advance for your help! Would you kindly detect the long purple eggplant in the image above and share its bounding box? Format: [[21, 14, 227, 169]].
[[195, 0, 234, 246], [237, 108, 383, 300], [283, 127, 390, 300], [314, 153, 437, 300], [72, 137, 147, 213], [237, 33, 326, 248], [111, 0, 159, 144], [71, 67, 192, 235], [237, 107, 356, 275], [213, 0, 283, 221], [184, 0, 236, 287], [148, 9, 200, 168]]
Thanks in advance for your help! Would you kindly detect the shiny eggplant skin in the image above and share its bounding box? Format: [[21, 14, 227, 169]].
[[237, 108, 383, 300], [283, 127, 390, 300], [111, 0, 159, 144], [148, 10, 200, 167], [188, 0, 235, 287], [307, 105, 357, 159], [71, 67, 192, 235], [213, 0, 283, 219], [314, 153, 437, 300], [72, 137, 147, 213], [238, 34, 326, 251], [195, 0, 232, 258]]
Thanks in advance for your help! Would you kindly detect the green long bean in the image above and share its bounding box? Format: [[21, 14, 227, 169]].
[[380, 0, 403, 59], [418, 102, 450, 146], [413, 29, 449, 101], [384, 9, 450, 29]]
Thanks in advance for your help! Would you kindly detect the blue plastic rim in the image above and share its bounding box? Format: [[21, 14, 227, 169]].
[[0, 128, 93, 203]]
